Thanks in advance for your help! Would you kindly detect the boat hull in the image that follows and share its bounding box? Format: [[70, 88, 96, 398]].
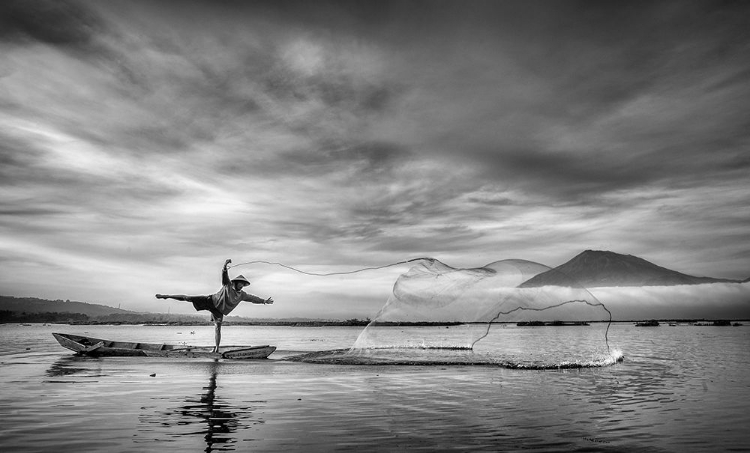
[[52, 333, 276, 359]]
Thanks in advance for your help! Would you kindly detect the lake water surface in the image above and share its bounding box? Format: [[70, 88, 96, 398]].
[[1, 322, 748, 452]]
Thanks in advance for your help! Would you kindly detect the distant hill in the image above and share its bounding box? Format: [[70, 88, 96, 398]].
[[0, 295, 134, 316], [521, 250, 740, 288], [0, 295, 358, 324]]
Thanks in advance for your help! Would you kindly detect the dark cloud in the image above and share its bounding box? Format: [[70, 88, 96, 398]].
[[244, 140, 411, 180], [327, 141, 412, 177], [0, 206, 66, 217], [0, 0, 103, 46], [0, 132, 45, 173], [470, 148, 652, 201], [465, 195, 517, 208], [2, 0, 749, 314]]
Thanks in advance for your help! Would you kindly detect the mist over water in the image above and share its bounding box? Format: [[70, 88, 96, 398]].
[[592, 282, 750, 320]]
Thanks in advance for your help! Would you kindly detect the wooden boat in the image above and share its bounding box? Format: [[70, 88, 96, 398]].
[[52, 333, 275, 359]]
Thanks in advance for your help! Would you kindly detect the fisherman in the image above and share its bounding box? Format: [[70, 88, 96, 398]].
[[156, 259, 273, 352]]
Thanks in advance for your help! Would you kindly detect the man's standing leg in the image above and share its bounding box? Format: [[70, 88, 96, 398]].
[[212, 315, 222, 353]]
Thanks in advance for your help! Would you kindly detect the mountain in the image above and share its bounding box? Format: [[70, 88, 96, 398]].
[[521, 250, 740, 288], [0, 295, 133, 317]]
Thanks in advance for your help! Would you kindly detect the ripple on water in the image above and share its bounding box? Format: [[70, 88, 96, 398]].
[[1, 323, 749, 452]]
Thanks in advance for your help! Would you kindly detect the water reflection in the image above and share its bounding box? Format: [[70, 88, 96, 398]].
[[188, 360, 239, 451], [138, 360, 262, 452], [45, 355, 104, 378]]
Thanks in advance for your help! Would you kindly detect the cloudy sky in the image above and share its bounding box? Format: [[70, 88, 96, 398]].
[[1, 0, 749, 319]]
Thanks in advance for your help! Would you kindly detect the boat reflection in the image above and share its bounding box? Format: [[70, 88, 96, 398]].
[[45, 355, 104, 378]]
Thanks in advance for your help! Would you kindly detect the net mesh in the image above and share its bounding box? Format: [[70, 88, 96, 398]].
[[231, 257, 620, 367], [352, 258, 612, 352]]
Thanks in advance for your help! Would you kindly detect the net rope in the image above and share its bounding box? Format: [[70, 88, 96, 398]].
[[228, 258, 433, 276]]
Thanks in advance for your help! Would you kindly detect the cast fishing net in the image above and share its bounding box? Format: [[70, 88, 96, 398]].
[[231, 257, 621, 368]]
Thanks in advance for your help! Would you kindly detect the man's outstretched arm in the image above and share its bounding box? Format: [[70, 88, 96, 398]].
[[242, 293, 274, 305]]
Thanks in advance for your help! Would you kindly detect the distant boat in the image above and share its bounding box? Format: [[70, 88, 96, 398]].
[[52, 333, 276, 359]]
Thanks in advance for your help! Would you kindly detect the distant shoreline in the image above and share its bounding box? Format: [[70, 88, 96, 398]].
[[3, 316, 746, 327]]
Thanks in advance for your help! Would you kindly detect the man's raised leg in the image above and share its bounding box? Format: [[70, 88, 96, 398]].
[[155, 294, 190, 301]]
